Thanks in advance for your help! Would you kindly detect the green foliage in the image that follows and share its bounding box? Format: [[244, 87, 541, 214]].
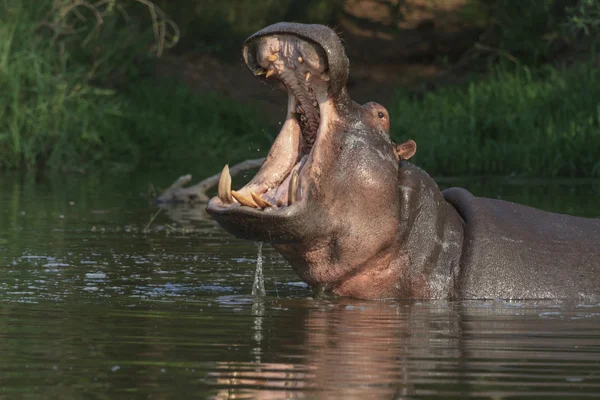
[[0, 3, 112, 169], [473, 0, 559, 63], [112, 81, 273, 172], [390, 62, 600, 177], [467, 0, 600, 65], [565, 0, 600, 37], [0, 1, 270, 173], [0, 0, 176, 170], [1, 0, 598, 178]]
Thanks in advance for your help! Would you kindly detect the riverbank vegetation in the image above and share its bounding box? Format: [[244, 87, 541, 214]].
[[392, 62, 600, 177], [1, 0, 599, 177]]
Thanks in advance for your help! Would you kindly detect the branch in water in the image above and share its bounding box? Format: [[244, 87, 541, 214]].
[[155, 158, 265, 204]]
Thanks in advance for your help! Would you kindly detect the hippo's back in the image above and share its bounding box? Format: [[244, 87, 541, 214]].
[[443, 187, 600, 299]]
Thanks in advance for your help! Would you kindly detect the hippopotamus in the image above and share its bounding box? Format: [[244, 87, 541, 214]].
[[207, 22, 600, 300]]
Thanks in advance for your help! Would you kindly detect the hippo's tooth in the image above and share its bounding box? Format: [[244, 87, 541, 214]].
[[267, 54, 278, 62], [254, 68, 266, 76], [266, 68, 276, 78], [305, 72, 311, 81], [218, 165, 233, 204], [321, 72, 330, 81], [251, 192, 274, 209], [288, 170, 298, 206], [297, 56, 303, 63], [231, 191, 259, 208]]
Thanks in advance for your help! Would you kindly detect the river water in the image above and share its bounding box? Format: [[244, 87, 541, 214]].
[[0, 172, 599, 399]]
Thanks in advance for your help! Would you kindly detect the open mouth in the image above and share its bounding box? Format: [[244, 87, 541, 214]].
[[207, 33, 334, 216]]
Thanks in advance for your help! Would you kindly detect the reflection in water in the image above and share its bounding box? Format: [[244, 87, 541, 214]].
[[158, 202, 215, 226], [212, 362, 312, 400], [209, 299, 600, 399], [0, 173, 599, 398]]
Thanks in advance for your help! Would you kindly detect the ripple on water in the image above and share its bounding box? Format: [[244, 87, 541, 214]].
[[1, 173, 599, 398]]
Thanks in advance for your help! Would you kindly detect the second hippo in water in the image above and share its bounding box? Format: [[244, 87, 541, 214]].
[[207, 22, 600, 300]]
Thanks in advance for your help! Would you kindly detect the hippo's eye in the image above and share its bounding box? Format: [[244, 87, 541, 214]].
[[378, 111, 385, 119]]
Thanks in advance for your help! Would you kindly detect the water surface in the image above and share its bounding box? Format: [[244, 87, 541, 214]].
[[0, 172, 599, 399]]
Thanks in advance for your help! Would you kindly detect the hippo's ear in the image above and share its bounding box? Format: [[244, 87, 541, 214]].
[[395, 140, 417, 160]]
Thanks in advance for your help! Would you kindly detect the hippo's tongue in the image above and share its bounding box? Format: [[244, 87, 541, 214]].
[[214, 33, 332, 211]]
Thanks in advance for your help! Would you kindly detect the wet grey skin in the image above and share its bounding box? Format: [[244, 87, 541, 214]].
[[207, 22, 600, 300]]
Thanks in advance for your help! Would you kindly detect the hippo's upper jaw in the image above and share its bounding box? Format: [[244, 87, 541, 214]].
[[207, 23, 347, 242]]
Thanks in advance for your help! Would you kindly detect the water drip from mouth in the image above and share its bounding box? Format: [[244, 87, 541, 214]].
[[252, 242, 265, 296], [251, 242, 265, 361]]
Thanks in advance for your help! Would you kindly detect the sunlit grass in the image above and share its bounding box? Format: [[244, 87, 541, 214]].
[[390, 62, 600, 177], [0, 3, 114, 169], [0, 0, 177, 171]]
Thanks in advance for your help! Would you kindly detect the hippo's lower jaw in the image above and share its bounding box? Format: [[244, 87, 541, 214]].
[[207, 28, 340, 243]]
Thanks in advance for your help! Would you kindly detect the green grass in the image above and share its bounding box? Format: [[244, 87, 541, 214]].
[[390, 62, 600, 177], [1, 1, 599, 177], [0, 3, 108, 169], [0, 1, 270, 174], [113, 81, 273, 173], [0, 1, 148, 171]]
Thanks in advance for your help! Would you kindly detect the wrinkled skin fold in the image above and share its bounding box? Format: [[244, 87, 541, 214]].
[[207, 22, 600, 300]]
